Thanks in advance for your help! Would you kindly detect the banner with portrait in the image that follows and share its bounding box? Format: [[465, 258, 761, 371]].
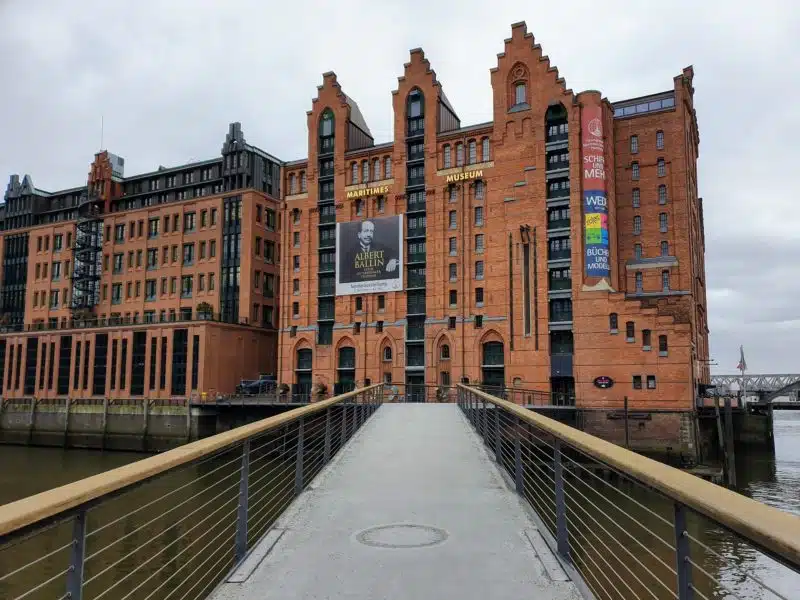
[[335, 215, 403, 296]]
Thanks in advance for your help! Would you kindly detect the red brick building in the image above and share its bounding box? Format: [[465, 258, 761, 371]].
[[0, 124, 281, 399], [278, 22, 709, 409]]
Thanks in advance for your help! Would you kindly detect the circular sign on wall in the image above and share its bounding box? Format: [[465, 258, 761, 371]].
[[594, 376, 614, 389]]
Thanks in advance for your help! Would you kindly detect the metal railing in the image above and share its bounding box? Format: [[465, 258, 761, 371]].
[[0, 385, 382, 600], [458, 385, 800, 600]]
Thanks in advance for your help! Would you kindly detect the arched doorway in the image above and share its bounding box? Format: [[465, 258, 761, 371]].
[[295, 348, 312, 399], [336, 346, 356, 394], [481, 341, 505, 391]]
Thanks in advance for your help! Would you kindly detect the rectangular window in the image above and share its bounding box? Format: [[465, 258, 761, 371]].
[[171, 245, 178, 262], [355, 296, 363, 312], [475, 260, 484, 280], [449, 211, 457, 229], [256, 205, 263, 222], [662, 270, 670, 291], [191, 335, 200, 390], [635, 271, 643, 292], [633, 216, 641, 235], [293, 231, 300, 247], [647, 375, 657, 389], [475, 234, 485, 253], [449, 237, 457, 255], [631, 162, 640, 180], [293, 278, 300, 294], [160, 337, 167, 389], [448, 316, 457, 329], [264, 241, 275, 263], [660, 241, 669, 256], [171, 329, 188, 396], [475, 287, 484, 304], [632, 188, 640, 208], [630, 135, 638, 153], [658, 185, 667, 204], [200, 210, 208, 227], [657, 159, 666, 177], [634, 243, 642, 259], [642, 329, 651, 349], [656, 130, 664, 150], [475, 315, 483, 328], [449, 290, 457, 306], [626, 321, 635, 341], [210, 240, 216, 257], [659, 335, 668, 356], [292, 302, 299, 318], [633, 375, 642, 389], [448, 263, 457, 281], [255, 237, 262, 256], [183, 243, 194, 265], [93, 334, 108, 396], [181, 275, 193, 298], [149, 338, 157, 391], [378, 294, 385, 310], [293, 255, 300, 271], [58, 336, 72, 394], [474, 206, 484, 226], [659, 212, 668, 232]]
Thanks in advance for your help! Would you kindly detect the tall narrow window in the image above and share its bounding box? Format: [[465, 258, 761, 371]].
[[658, 158, 666, 177], [632, 162, 640, 180], [456, 143, 464, 167], [384, 156, 392, 178], [630, 135, 639, 153], [475, 180, 485, 201], [634, 243, 642, 259], [632, 188, 640, 208], [662, 270, 670, 291], [660, 241, 669, 256], [642, 329, 652, 349], [373, 159, 381, 181], [362, 160, 369, 183], [482, 137, 490, 161], [659, 212, 668, 232], [635, 271, 643, 292], [443, 145, 452, 168], [609, 313, 618, 331], [658, 184, 667, 204], [468, 140, 477, 164], [351, 162, 358, 184], [659, 335, 668, 356], [633, 216, 642, 235], [656, 130, 665, 150], [514, 82, 526, 105], [289, 174, 296, 194], [626, 321, 635, 341], [300, 171, 307, 191]]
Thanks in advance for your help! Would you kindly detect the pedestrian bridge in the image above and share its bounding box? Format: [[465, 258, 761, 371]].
[[1, 386, 799, 600]]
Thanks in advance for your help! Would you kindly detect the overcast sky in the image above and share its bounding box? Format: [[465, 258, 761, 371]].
[[0, 0, 797, 375]]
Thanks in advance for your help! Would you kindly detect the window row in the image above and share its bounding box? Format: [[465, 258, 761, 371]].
[[631, 185, 668, 207], [632, 213, 669, 234], [34, 260, 70, 281], [632, 375, 658, 390], [630, 158, 667, 180], [448, 206, 484, 229], [448, 287, 485, 307], [31, 288, 70, 309], [629, 131, 665, 154], [350, 156, 393, 185], [633, 241, 670, 259], [446, 180, 485, 203], [448, 234, 485, 255], [287, 171, 308, 195], [609, 314, 670, 355], [633, 270, 671, 293], [352, 195, 387, 216], [108, 208, 218, 244], [252, 271, 276, 297], [448, 261, 484, 281], [104, 272, 217, 303], [105, 240, 218, 273], [441, 138, 490, 169], [35, 232, 72, 253]]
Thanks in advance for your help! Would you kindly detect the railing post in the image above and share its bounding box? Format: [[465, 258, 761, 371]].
[[323, 408, 332, 463], [294, 418, 305, 496], [514, 417, 523, 495], [553, 439, 569, 561], [66, 509, 87, 600], [493, 408, 501, 462], [340, 404, 348, 446], [234, 440, 251, 563], [674, 502, 693, 600], [481, 398, 487, 440]]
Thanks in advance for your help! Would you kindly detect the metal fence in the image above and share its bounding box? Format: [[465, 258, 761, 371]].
[[458, 385, 800, 600], [0, 385, 382, 600]]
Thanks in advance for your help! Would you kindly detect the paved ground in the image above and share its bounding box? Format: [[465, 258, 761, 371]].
[[210, 404, 582, 600]]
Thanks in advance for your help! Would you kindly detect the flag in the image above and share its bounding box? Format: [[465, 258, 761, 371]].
[[737, 345, 747, 373]]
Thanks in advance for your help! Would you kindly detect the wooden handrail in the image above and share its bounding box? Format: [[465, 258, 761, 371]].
[[460, 384, 800, 568], [0, 384, 380, 539]]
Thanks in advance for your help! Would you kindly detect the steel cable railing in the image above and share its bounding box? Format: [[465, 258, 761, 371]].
[[0, 385, 381, 600], [458, 385, 800, 600]]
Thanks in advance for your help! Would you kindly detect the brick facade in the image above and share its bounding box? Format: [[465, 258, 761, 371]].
[[277, 22, 709, 410]]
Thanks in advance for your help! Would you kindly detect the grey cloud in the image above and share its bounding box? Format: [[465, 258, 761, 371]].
[[1, 0, 798, 374]]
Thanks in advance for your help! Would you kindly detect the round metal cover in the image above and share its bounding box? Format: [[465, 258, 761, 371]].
[[356, 524, 448, 549]]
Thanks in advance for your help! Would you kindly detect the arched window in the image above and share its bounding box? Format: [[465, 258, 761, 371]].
[[481, 137, 490, 161], [351, 162, 358, 184], [468, 140, 477, 164], [384, 157, 392, 179], [440, 344, 451, 360], [609, 313, 618, 331], [373, 159, 381, 181], [443, 145, 452, 169], [362, 160, 370, 183], [475, 180, 485, 201], [288, 174, 296, 195], [300, 171, 306, 192], [383, 346, 392, 361], [456, 143, 464, 167], [514, 82, 527, 106]]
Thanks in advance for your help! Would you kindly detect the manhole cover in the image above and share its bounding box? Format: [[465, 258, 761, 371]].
[[356, 524, 448, 549]]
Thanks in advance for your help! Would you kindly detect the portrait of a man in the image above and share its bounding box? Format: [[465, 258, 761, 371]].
[[336, 216, 403, 293]]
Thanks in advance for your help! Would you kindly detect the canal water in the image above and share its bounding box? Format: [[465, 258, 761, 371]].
[[1, 411, 798, 599]]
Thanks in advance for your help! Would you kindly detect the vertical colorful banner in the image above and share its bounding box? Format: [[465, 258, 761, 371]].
[[582, 104, 610, 279]]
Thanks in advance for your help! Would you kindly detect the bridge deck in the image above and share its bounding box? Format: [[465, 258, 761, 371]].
[[209, 404, 581, 600]]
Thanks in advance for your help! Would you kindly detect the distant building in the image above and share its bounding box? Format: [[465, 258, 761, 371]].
[[0, 22, 710, 408]]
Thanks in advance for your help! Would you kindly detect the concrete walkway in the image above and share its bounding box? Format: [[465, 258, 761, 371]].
[[210, 404, 581, 600]]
